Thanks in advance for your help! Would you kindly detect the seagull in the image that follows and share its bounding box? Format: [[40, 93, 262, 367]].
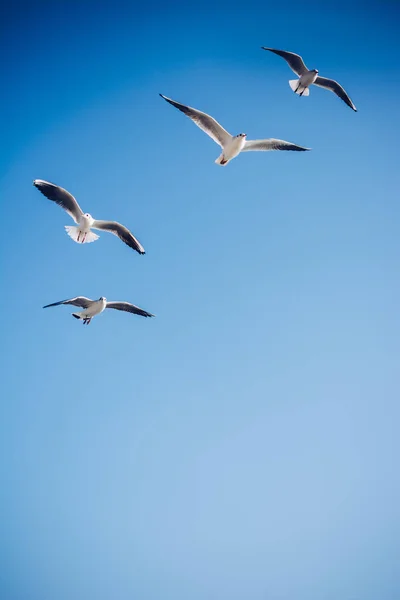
[[159, 93, 310, 166], [33, 179, 145, 254], [43, 296, 155, 325], [261, 47, 357, 111]]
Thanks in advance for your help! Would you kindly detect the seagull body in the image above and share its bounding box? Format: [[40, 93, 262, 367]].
[[43, 296, 155, 325], [33, 179, 145, 254], [261, 47, 357, 111], [71, 297, 107, 323], [160, 94, 310, 165], [218, 133, 248, 164], [296, 69, 319, 93]]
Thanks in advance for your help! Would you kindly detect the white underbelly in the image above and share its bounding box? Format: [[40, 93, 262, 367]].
[[224, 138, 246, 160], [79, 217, 93, 232], [300, 72, 317, 87], [85, 302, 105, 317]]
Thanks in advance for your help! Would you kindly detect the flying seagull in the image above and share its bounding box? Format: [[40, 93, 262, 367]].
[[43, 296, 155, 325], [33, 179, 145, 254], [159, 93, 310, 166], [261, 47, 357, 111]]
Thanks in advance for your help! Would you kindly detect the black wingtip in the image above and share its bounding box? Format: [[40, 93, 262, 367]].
[[72, 314, 80, 319], [159, 94, 171, 104], [42, 302, 56, 308]]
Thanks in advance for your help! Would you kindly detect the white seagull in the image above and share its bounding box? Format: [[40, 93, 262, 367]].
[[33, 179, 145, 254], [261, 47, 357, 111], [160, 93, 310, 166], [43, 296, 155, 325]]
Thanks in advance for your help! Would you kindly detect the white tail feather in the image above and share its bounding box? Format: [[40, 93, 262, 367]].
[[65, 226, 99, 244], [215, 154, 229, 166], [289, 79, 309, 96]]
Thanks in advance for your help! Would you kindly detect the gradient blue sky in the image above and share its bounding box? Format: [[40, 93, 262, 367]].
[[1, 1, 400, 599]]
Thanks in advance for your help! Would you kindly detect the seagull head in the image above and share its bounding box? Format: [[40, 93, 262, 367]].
[[237, 133, 247, 138], [313, 69, 319, 74], [84, 213, 92, 219], [99, 296, 107, 302]]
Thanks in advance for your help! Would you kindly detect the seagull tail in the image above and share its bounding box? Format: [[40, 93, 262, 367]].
[[289, 79, 309, 96], [215, 154, 229, 166], [65, 226, 99, 244]]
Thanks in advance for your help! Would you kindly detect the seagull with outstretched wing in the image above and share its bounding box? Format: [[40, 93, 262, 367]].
[[261, 47, 357, 111], [43, 296, 155, 325], [33, 179, 145, 254], [160, 94, 310, 165]]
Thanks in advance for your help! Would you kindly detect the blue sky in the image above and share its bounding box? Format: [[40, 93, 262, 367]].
[[1, 1, 400, 599]]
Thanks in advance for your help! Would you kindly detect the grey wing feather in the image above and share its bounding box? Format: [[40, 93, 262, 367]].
[[261, 47, 308, 76], [243, 139, 310, 152], [43, 296, 93, 309], [33, 180, 84, 223], [314, 76, 357, 111], [92, 220, 145, 254], [160, 94, 231, 147], [106, 302, 155, 318]]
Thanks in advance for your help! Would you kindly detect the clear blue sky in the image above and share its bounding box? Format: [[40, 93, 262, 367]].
[[1, 1, 399, 599]]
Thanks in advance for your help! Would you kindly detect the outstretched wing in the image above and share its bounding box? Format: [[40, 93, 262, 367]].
[[92, 220, 145, 254], [106, 302, 155, 318], [43, 296, 93, 309], [261, 48, 308, 76], [33, 180, 84, 223], [314, 76, 357, 111], [242, 138, 310, 152], [160, 94, 231, 147]]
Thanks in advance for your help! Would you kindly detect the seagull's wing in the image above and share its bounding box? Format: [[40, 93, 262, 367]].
[[106, 301, 155, 318], [313, 76, 357, 111], [261, 47, 308, 76], [92, 220, 145, 254], [33, 180, 84, 223], [159, 94, 231, 147], [43, 296, 93, 309], [242, 138, 310, 152]]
